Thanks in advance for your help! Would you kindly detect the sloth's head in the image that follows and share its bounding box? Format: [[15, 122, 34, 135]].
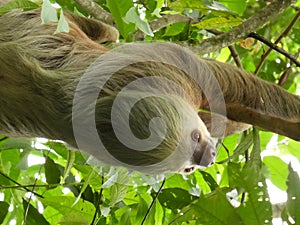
[[94, 92, 216, 174]]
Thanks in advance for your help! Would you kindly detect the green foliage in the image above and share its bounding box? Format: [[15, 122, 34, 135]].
[[0, 0, 300, 224], [0, 0, 38, 15], [106, 0, 135, 39], [124, 7, 153, 36], [282, 165, 300, 224]]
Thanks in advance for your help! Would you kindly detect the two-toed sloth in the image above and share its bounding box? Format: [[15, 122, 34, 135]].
[[0, 10, 299, 174]]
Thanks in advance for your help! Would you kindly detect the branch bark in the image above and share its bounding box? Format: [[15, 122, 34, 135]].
[[193, 0, 294, 54], [73, 0, 114, 25]]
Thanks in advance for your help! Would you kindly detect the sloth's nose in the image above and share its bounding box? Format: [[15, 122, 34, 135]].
[[193, 140, 216, 167]]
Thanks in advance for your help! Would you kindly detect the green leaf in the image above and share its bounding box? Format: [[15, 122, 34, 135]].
[[55, 9, 69, 34], [119, 208, 132, 225], [237, 131, 272, 225], [249, 128, 262, 167], [41, 0, 58, 24], [193, 16, 242, 29], [124, 7, 153, 36], [216, 47, 230, 62], [153, 201, 163, 225], [200, 170, 219, 191], [227, 162, 243, 187], [283, 164, 300, 224], [40, 196, 95, 220], [62, 150, 75, 182], [58, 213, 90, 225], [0, 149, 20, 179], [109, 169, 129, 206], [171, 189, 243, 224], [130, 196, 149, 224], [0, 0, 38, 15], [106, 0, 135, 38], [164, 173, 193, 190], [170, 0, 237, 17], [219, 0, 247, 15], [284, 140, 300, 162], [0, 201, 9, 224], [170, 0, 211, 14], [164, 22, 186, 36], [110, 183, 128, 206], [73, 168, 95, 206], [102, 172, 118, 188], [0, 138, 34, 150], [44, 157, 62, 184], [158, 188, 196, 210], [263, 156, 288, 190], [22, 201, 50, 225], [219, 132, 253, 164], [237, 169, 272, 225]]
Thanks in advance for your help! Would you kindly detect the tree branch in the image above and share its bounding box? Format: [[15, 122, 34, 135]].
[[249, 32, 300, 67], [73, 0, 114, 25], [206, 29, 243, 68], [278, 48, 300, 86], [0, 171, 44, 198], [141, 178, 166, 225], [149, 14, 191, 31], [192, 0, 293, 54], [254, 9, 300, 75]]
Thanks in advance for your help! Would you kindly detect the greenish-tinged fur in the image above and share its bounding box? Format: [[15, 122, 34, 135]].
[[0, 9, 299, 173]]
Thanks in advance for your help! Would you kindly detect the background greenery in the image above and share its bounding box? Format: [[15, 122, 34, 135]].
[[0, 0, 300, 224]]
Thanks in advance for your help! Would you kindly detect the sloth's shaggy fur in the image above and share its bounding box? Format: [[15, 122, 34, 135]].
[[0, 9, 299, 173]]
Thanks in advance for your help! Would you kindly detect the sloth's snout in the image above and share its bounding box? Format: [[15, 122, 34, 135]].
[[193, 140, 216, 167]]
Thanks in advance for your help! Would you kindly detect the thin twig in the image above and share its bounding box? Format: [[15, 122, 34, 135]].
[[91, 173, 104, 225], [278, 48, 300, 86], [221, 142, 230, 158], [0, 136, 8, 142], [24, 150, 51, 225], [0, 182, 85, 189], [206, 29, 242, 68], [228, 46, 243, 69], [206, 29, 243, 69], [140, 178, 166, 225], [249, 32, 300, 67], [0, 171, 44, 198], [254, 10, 300, 75]]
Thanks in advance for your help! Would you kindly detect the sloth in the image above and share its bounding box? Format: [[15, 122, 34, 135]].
[[0, 9, 299, 174]]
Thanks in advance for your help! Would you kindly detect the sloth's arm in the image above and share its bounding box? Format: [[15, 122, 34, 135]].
[[202, 59, 300, 141], [65, 12, 119, 43]]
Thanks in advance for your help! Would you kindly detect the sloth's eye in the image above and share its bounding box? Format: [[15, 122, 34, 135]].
[[184, 166, 195, 174], [191, 130, 201, 142]]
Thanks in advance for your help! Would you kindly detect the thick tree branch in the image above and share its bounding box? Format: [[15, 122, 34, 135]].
[[73, 0, 114, 25], [193, 0, 293, 54], [149, 14, 191, 31]]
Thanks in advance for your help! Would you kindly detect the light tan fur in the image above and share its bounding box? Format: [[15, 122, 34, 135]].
[[0, 9, 299, 173]]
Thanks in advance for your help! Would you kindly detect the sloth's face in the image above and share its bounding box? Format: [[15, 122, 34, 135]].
[[178, 117, 216, 174]]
